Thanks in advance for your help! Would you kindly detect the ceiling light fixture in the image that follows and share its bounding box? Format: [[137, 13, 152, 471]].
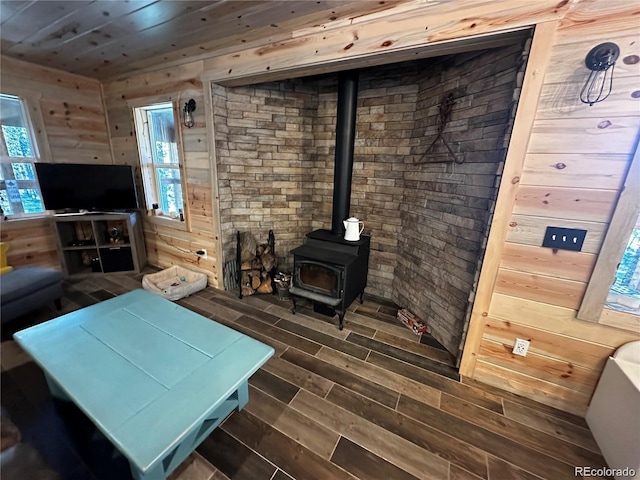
[[580, 42, 620, 106]]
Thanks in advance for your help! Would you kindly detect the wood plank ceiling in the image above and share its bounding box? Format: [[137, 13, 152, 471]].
[[0, 0, 409, 80]]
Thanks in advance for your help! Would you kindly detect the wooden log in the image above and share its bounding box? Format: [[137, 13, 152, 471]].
[[241, 285, 255, 297], [261, 252, 276, 272], [251, 274, 261, 290], [257, 278, 273, 294], [251, 258, 262, 270], [239, 231, 257, 262]]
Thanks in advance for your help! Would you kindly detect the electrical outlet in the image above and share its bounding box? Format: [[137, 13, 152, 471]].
[[195, 249, 207, 259], [542, 227, 587, 252], [512, 338, 530, 357]]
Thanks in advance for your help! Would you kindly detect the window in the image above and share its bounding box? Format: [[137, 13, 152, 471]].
[[605, 213, 640, 315], [578, 141, 640, 332], [133, 103, 186, 223], [0, 94, 44, 216]]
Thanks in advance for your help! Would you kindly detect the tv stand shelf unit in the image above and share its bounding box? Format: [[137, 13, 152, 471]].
[[53, 212, 146, 278]]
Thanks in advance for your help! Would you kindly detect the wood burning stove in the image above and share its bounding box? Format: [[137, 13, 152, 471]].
[[289, 70, 369, 330], [290, 230, 370, 329], [296, 262, 342, 298]]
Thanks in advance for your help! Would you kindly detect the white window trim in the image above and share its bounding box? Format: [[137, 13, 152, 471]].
[[0, 88, 52, 162], [0, 90, 51, 219], [131, 99, 190, 232]]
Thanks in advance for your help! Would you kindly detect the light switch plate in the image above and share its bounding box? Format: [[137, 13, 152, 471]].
[[542, 227, 587, 252]]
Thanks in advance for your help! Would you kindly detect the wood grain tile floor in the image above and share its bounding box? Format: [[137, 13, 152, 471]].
[[0, 270, 609, 480]]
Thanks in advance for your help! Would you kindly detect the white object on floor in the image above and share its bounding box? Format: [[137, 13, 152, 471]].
[[142, 265, 208, 301], [586, 340, 640, 480]]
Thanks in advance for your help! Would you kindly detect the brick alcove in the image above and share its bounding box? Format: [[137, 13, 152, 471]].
[[212, 35, 530, 360]]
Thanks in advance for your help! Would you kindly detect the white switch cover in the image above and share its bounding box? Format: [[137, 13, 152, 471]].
[[512, 338, 530, 356]]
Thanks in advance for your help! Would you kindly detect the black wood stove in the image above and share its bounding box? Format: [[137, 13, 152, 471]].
[[290, 230, 370, 329], [289, 70, 370, 329]]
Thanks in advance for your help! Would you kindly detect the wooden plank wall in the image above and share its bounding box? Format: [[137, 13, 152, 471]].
[[102, 63, 220, 287], [154, 0, 635, 415], [460, 3, 640, 415], [0, 57, 111, 269], [195, 0, 638, 415], [0, 217, 58, 269], [100, 0, 638, 415], [4, 0, 638, 415], [1, 56, 112, 164]]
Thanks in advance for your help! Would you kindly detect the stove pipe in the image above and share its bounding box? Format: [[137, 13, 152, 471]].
[[331, 70, 359, 236]]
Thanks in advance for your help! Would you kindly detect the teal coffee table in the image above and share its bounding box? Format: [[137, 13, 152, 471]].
[[13, 289, 274, 480]]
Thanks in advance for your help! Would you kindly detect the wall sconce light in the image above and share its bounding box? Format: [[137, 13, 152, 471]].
[[183, 99, 196, 128], [580, 42, 620, 106]]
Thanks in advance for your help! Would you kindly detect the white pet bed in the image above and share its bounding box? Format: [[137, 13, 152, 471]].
[[142, 265, 207, 301]]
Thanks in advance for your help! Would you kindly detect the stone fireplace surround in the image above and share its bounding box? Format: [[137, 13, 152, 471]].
[[212, 38, 528, 357]]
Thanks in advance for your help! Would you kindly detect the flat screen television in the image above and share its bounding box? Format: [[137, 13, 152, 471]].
[[34, 163, 139, 212]]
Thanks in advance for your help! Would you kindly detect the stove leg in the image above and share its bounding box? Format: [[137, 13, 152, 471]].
[[291, 296, 297, 314], [359, 291, 364, 304], [338, 313, 344, 330]]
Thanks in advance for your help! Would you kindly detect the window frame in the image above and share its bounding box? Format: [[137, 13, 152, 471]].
[[0, 91, 50, 218], [132, 100, 190, 231], [577, 137, 640, 333]]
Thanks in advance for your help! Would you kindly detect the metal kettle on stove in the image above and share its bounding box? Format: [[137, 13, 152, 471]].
[[343, 217, 364, 241]]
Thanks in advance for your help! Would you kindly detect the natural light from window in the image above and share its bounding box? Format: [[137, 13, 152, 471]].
[[606, 212, 640, 316], [133, 103, 185, 221], [0, 94, 44, 216]]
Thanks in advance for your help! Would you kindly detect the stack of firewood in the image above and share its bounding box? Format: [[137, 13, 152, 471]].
[[238, 232, 277, 297]]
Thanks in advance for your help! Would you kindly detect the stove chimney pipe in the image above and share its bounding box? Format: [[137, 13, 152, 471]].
[[331, 70, 359, 236]]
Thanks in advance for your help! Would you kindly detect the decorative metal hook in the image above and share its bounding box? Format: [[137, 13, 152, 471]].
[[415, 93, 462, 164]]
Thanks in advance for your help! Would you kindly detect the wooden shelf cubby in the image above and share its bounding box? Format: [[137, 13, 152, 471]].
[[53, 212, 146, 278]]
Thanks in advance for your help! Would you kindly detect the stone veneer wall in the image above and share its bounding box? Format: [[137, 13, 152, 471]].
[[392, 42, 527, 354], [212, 81, 318, 268], [213, 67, 418, 294], [310, 64, 420, 298], [212, 42, 526, 354]]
